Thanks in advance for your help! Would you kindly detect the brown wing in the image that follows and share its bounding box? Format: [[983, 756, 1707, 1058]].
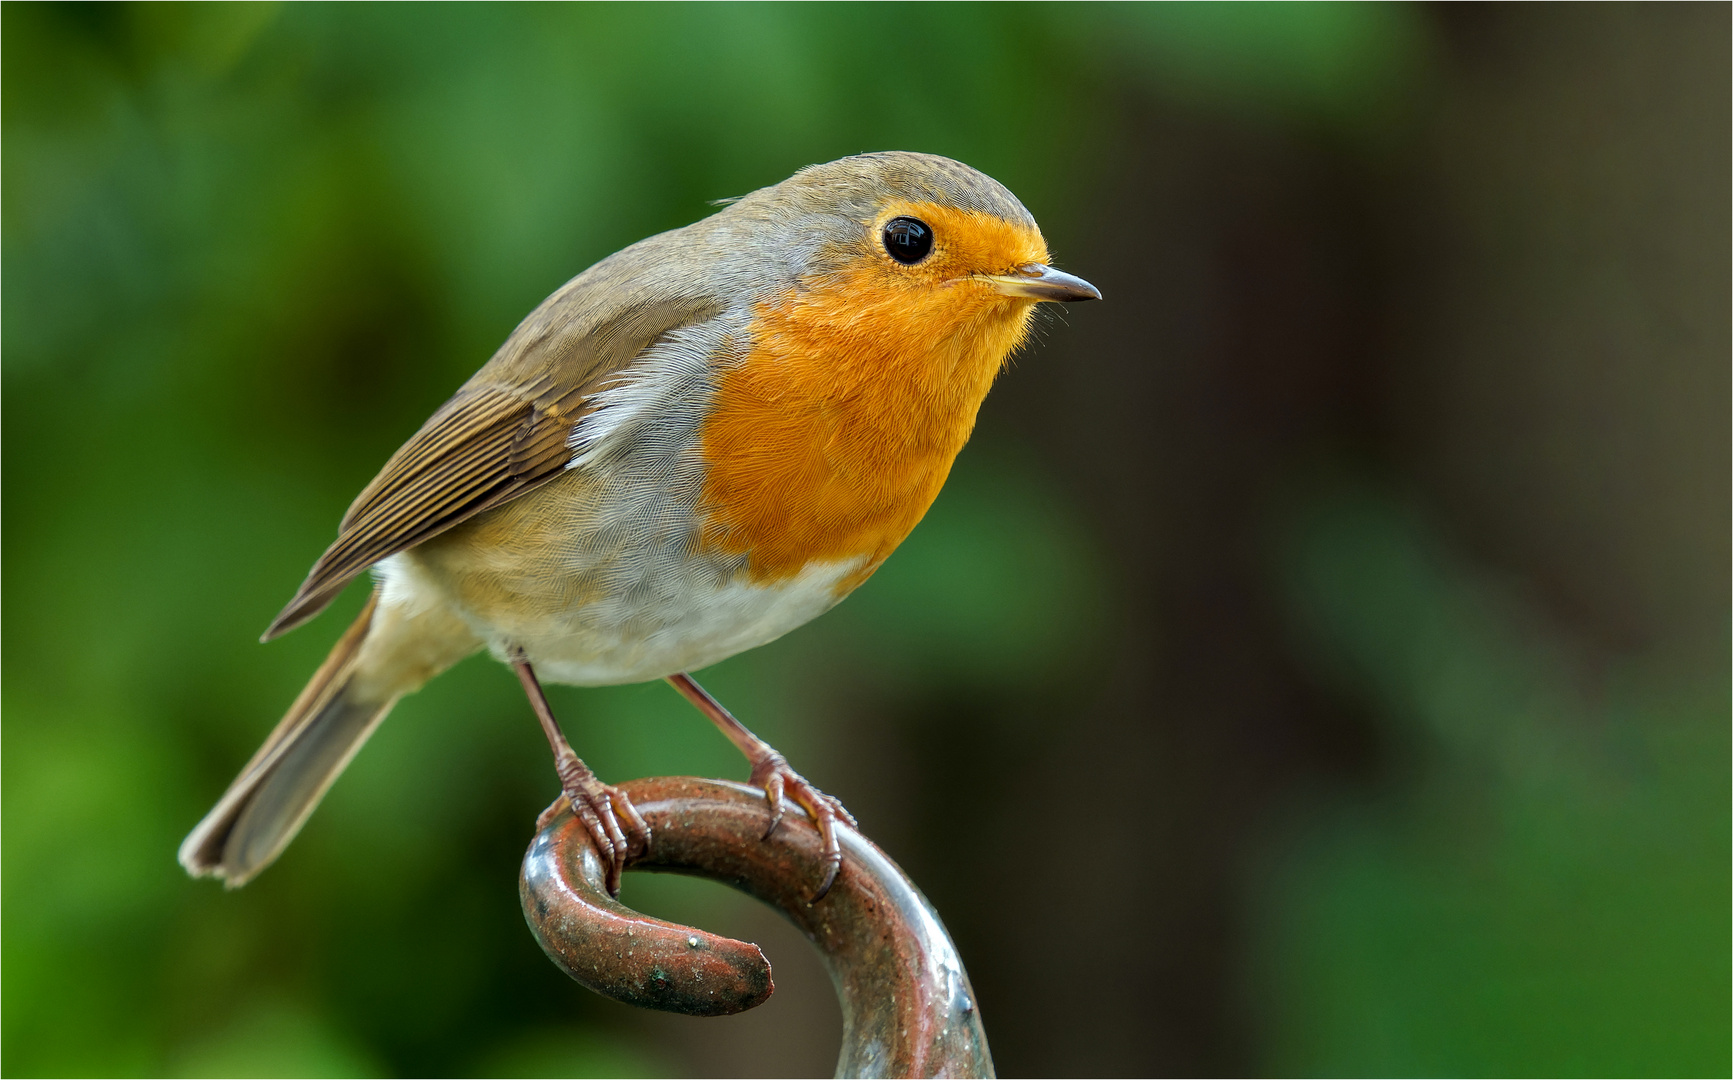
[[263, 285, 722, 641]]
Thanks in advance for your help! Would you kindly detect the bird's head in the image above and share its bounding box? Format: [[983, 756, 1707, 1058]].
[[716, 152, 1099, 359]]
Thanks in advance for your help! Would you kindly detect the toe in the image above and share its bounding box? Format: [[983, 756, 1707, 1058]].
[[807, 815, 843, 903], [607, 787, 653, 858], [594, 805, 629, 895], [745, 759, 855, 902], [759, 771, 787, 839], [572, 798, 617, 868], [786, 780, 848, 902]]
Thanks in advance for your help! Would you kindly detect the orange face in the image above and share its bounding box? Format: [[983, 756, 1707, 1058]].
[[696, 201, 1051, 590]]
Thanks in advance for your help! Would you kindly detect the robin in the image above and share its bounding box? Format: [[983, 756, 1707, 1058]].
[[179, 151, 1099, 900]]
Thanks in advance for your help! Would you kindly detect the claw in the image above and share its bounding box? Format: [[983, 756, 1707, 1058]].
[[759, 768, 787, 840], [661, 674, 854, 904], [610, 788, 652, 856], [555, 762, 651, 897], [793, 786, 845, 902], [749, 755, 852, 903], [596, 801, 630, 895], [515, 657, 648, 895]]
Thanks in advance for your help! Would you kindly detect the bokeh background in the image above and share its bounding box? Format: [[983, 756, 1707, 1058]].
[[4, 3, 1727, 1076]]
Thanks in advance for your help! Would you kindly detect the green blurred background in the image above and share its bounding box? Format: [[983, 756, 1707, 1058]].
[[4, 3, 1727, 1076]]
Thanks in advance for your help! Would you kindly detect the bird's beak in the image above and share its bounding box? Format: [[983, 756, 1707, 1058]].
[[978, 263, 1102, 303]]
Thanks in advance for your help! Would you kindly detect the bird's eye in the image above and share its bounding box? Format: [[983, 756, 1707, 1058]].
[[882, 217, 933, 264]]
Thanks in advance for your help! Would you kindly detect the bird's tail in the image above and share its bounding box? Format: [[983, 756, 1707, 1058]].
[[179, 586, 477, 886]]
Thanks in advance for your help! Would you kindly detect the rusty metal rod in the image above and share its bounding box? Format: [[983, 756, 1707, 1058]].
[[520, 776, 994, 1079]]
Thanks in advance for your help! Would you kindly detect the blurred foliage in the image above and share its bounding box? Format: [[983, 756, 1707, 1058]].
[[4, 3, 1722, 1078], [1256, 481, 1729, 1076]]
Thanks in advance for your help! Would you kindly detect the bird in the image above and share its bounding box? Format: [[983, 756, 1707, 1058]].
[[179, 151, 1099, 900]]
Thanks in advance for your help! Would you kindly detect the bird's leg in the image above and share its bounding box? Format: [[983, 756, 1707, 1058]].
[[513, 655, 649, 896], [666, 672, 857, 901]]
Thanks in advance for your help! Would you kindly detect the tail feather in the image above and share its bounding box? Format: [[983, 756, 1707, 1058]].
[[218, 689, 394, 883], [180, 590, 388, 887]]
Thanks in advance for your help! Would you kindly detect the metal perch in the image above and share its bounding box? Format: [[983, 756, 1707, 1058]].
[[520, 776, 994, 1079]]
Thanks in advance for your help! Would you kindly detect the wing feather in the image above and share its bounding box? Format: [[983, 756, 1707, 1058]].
[[263, 286, 722, 640]]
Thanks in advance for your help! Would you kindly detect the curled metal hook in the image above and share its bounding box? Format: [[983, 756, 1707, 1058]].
[[520, 776, 994, 1079]]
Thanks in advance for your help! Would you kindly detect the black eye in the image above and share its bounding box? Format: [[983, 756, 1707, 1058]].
[[882, 216, 933, 264]]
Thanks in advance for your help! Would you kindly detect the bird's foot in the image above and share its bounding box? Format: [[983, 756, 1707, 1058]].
[[750, 751, 857, 903], [543, 752, 650, 897]]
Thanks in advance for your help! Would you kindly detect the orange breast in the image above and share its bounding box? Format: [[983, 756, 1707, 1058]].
[[696, 204, 1045, 592]]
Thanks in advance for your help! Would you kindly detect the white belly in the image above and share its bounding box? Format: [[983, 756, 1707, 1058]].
[[376, 545, 864, 687], [498, 555, 859, 685]]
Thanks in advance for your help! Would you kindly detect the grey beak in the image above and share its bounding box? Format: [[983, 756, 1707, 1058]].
[[979, 263, 1102, 303]]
